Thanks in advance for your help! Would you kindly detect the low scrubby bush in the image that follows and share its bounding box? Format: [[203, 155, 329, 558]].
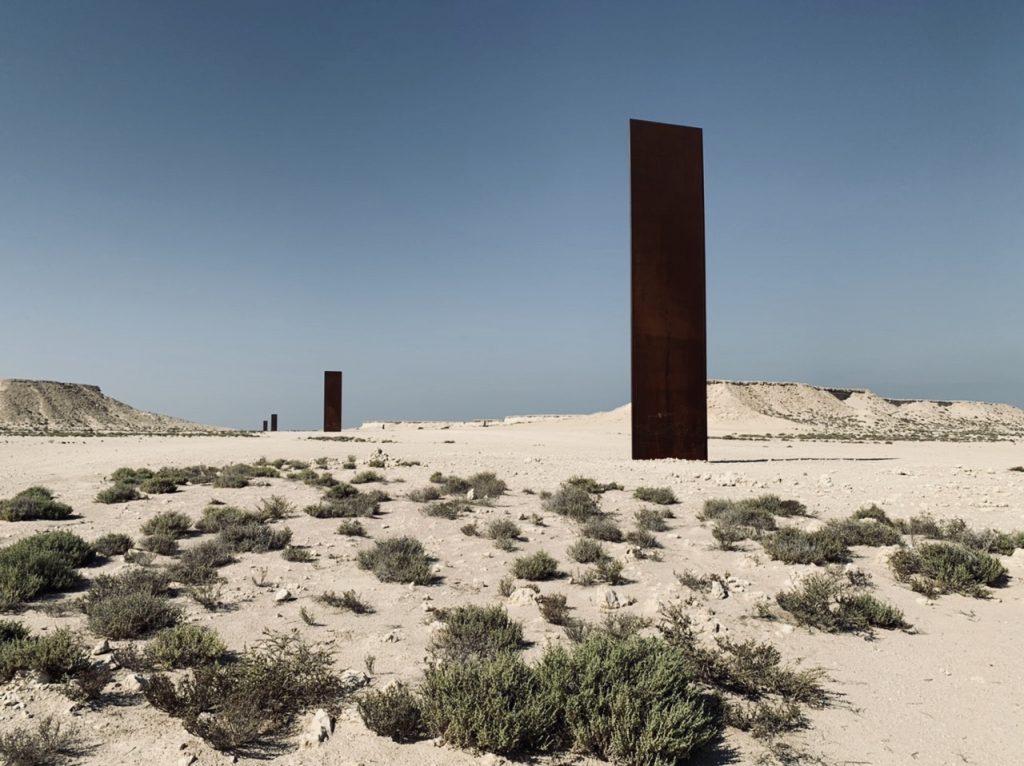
[[581, 518, 624, 542], [567, 538, 606, 564], [357, 537, 434, 585], [824, 518, 903, 547], [761, 527, 850, 565], [358, 682, 427, 743], [218, 522, 292, 553], [316, 590, 373, 614], [351, 470, 385, 485], [564, 476, 623, 494], [422, 500, 469, 519], [145, 631, 356, 752], [430, 605, 524, 661], [485, 519, 521, 543], [775, 569, 908, 633], [282, 545, 314, 562], [511, 551, 559, 581], [146, 624, 226, 668], [0, 626, 89, 683], [336, 520, 367, 537], [304, 493, 380, 519], [81, 568, 181, 639], [0, 715, 83, 766], [95, 483, 141, 504], [543, 485, 601, 522], [889, 542, 1006, 598], [467, 472, 508, 499], [0, 487, 73, 521], [139, 477, 178, 495], [635, 507, 672, 532], [140, 533, 179, 556], [92, 533, 133, 557], [0, 531, 94, 610], [633, 486, 678, 505], [408, 486, 443, 503]]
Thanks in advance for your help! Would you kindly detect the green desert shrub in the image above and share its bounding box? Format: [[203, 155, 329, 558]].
[[218, 522, 292, 553], [564, 476, 623, 494], [894, 513, 942, 539], [145, 631, 355, 752], [140, 533, 179, 556], [421, 633, 721, 761], [422, 500, 469, 519], [0, 626, 89, 683], [146, 624, 226, 668], [852, 504, 896, 525], [775, 569, 909, 634], [282, 545, 314, 563], [316, 590, 373, 614], [304, 494, 380, 518], [581, 518, 624, 543], [537, 593, 571, 625], [635, 507, 672, 532], [95, 482, 142, 504], [429, 473, 473, 496], [0, 715, 83, 766], [336, 520, 367, 537], [625, 528, 660, 549], [567, 538, 607, 564], [825, 518, 903, 547], [255, 495, 294, 520], [167, 540, 235, 585], [0, 487, 74, 521], [408, 485, 444, 503], [110, 467, 154, 485], [141, 512, 193, 540], [138, 477, 178, 495], [194, 505, 260, 533], [485, 519, 521, 542], [81, 568, 181, 639], [357, 537, 434, 585], [420, 652, 562, 756], [323, 482, 359, 501], [702, 495, 807, 519], [358, 682, 427, 743], [0, 531, 93, 610], [467, 472, 508, 498], [543, 485, 601, 523], [633, 486, 678, 505], [430, 605, 524, 661], [761, 526, 850, 565], [92, 533, 133, 557], [510, 551, 559, 581], [351, 470, 385, 485], [889, 542, 1006, 598]]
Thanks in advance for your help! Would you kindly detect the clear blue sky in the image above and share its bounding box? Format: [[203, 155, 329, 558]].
[[2, 1, 1021, 429]]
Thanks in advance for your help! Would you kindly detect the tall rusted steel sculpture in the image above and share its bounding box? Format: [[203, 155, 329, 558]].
[[270, 413, 278, 432], [262, 420, 268, 432], [324, 371, 342, 432], [630, 119, 708, 461]]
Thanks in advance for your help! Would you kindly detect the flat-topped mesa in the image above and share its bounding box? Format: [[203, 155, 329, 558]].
[[0, 378, 224, 435]]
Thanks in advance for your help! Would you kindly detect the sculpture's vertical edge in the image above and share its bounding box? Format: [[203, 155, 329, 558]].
[[630, 119, 708, 460], [324, 371, 342, 432], [270, 413, 278, 432]]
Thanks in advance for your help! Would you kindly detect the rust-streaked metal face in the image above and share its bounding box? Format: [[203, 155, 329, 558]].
[[262, 420, 267, 432], [630, 119, 708, 461], [270, 413, 278, 432], [324, 371, 342, 432]]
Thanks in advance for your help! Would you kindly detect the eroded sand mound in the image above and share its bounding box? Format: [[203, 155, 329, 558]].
[[0, 379, 222, 434], [707, 380, 1024, 440]]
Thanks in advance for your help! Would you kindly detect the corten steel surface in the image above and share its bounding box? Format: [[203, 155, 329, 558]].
[[630, 119, 708, 461], [324, 371, 342, 432], [270, 414, 278, 432], [262, 420, 267, 432]]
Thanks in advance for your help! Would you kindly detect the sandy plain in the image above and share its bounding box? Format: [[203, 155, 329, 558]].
[[0, 407, 1022, 766]]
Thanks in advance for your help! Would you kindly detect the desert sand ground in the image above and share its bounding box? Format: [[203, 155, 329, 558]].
[[0, 407, 1022, 766]]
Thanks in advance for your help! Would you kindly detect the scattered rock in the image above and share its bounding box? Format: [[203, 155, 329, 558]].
[[178, 756, 197, 766], [708, 580, 727, 600], [600, 588, 620, 610], [466, 488, 476, 500], [93, 639, 110, 656], [507, 588, 537, 606], [302, 708, 333, 747], [273, 588, 294, 603]]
